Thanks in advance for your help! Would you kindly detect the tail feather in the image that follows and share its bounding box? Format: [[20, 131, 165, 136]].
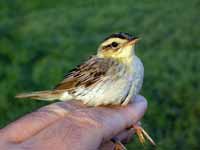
[[15, 90, 62, 101]]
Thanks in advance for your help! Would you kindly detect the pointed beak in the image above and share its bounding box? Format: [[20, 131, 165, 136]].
[[128, 37, 140, 45]]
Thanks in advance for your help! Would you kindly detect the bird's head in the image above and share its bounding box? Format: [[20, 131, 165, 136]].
[[97, 32, 139, 61]]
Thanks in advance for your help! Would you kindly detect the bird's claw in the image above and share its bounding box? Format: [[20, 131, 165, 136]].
[[132, 124, 156, 146], [111, 137, 127, 150]]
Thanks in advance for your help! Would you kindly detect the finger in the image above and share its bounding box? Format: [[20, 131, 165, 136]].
[[101, 95, 147, 141], [1, 100, 86, 143], [88, 95, 147, 142], [62, 95, 147, 143], [116, 128, 135, 143], [100, 141, 115, 150], [100, 128, 135, 150]]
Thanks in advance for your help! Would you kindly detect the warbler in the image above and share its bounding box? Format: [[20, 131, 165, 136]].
[[16, 32, 155, 149]]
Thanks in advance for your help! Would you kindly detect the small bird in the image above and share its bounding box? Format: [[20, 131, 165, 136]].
[[16, 32, 155, 149]]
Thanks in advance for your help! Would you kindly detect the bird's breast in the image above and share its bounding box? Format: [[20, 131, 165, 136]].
[[130, 55, 144, 96]]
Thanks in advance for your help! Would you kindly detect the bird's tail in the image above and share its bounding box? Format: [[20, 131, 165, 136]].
[[15, 90, 63, 101]]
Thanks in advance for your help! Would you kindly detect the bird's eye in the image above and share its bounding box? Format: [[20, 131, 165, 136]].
[[111, 42, 118, 48]]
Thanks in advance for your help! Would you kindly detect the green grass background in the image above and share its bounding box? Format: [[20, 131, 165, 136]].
[[0, 0, 199, 149]]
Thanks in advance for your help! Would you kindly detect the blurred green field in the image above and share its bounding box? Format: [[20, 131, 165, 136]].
[[0, 0, 200, 149]]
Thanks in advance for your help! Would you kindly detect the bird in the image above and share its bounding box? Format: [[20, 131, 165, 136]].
[[16, 32, 155, 149]]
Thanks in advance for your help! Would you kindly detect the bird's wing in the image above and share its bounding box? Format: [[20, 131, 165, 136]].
[[54, 56, 117, 92]]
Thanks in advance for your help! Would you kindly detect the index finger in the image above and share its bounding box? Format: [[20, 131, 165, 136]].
[[99, 95, 147, 141]]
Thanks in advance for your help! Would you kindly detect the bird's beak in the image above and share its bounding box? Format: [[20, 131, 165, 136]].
[[127, 37, 140, 45]]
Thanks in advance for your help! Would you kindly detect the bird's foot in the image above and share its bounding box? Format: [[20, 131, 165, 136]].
[[132, 123, 156, 146], [111, 137, 127, 150]]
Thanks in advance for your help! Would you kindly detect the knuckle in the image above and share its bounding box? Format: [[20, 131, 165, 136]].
[[38, 104, 69, 117]]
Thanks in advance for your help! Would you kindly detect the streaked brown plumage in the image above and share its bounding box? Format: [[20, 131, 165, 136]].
[[54, 56, 119, 91]]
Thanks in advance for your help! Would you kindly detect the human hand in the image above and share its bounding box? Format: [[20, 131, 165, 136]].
[[0, 95, 147, 150]]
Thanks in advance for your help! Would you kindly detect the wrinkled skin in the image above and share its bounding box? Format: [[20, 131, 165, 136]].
[[0, 95, 147, 150]]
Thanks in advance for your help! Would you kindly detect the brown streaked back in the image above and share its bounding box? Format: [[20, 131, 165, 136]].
[[54, 56, 120, 92]]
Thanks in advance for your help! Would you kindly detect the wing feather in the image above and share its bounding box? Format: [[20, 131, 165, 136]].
[[54, 56, 117, 93]]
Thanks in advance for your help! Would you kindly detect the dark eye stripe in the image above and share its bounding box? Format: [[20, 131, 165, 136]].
[[102, 44, 112, 50], [102, 42, 119, 50]]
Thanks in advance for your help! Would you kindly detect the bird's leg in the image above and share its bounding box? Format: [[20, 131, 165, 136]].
[[111, 123, 155, 149], [132, 122, 156, 146], [111, 137, 127, 150]]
